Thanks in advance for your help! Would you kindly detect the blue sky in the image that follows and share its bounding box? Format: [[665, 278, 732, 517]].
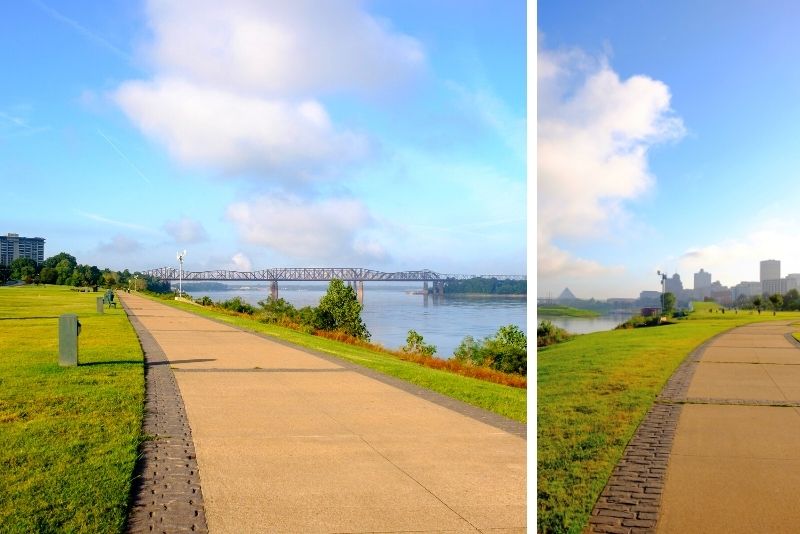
[[1, 0, 526, 276], [538, 1, 800, 298]]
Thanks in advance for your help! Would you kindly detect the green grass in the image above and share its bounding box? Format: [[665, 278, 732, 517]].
[[537, 305, 600, 318], [140, 293, 527, 422], [0, 285, 144, 533], [537, 302, 800, 534]]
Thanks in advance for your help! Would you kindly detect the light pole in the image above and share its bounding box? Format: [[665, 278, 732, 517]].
[[177, 250, 186, 298], [134, 274, 139, 292], [657, 270, 667, 313]]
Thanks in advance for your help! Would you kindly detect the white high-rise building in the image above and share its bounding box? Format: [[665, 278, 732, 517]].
[[694, 268, 712, 290], [761, 259, 782, 295]]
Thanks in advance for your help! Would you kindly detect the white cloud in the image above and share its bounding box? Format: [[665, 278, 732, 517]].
[[226, 194, 388, 263], [537, 46, 684, 281], [114, 78, 367, 179], [677, 218, 800, 287], [113, 0, 423, 181], [163, 216, 209, 244], [230, 252, 252, 271], [142, 0, 424, 96]]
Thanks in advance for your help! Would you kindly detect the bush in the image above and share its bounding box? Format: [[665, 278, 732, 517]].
[[314, 279, 370, 340], [537, 320, 573, 346], [454, 324, 528, 375], [218, 296, 255, 314], [402, 330, 437, 356], [195, 296, 213, 306]]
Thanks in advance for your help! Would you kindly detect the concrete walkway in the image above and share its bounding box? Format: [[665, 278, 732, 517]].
[[119, 293, 526, 533], [658, 320, 800, 533]]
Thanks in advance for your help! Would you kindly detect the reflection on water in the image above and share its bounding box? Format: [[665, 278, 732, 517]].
[[184, 282, 527, 358], [543, 313, 632, 335]]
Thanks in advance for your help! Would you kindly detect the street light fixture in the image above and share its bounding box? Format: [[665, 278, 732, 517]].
[[657, 270, 667, 313], [177, 250, 186, 298]]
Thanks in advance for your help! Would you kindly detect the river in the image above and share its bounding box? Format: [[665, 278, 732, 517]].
[[542, 313, 632, 334], [182, 282, 527, 358]]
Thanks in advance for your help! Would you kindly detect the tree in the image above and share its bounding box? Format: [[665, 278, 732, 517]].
[[662, 292, 676, 316], [752, 295, 763, 314], [42, 252, 77, 271], [783, 289, 800, 311], [768, 293, 783, 316], [314, 279, 370, 340], [0, 265, 10, 285], [10, 257, 37, 281], [39, 266, 57, 284], [402, 330, 437, 356]]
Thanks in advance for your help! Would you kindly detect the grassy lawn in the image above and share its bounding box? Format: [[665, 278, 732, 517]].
[[537, 305, 600, 318], [139, 293, 527, 423], [0, 285, 143, 533], [537, 303, 800, 534]]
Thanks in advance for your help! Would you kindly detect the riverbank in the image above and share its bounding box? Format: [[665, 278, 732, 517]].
[[538, 303, 800, 533], [537, 305, 600, 317]]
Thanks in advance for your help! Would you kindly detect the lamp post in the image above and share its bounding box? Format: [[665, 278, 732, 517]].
[[177, 250, 186, 298], [657, 270, 667, 313], [134, 274, 139, 292]]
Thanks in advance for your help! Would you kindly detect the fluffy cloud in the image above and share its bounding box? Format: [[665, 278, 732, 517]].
[[230, 252, 253, 271], [226, 194, 388, 263], [538, 47, 685, 280], [162, 216, 209, 244], [114, 0, 423, 180], [142, 0, 424, 95], [677, 218, 800, 287], [115, 79, 367, 178]]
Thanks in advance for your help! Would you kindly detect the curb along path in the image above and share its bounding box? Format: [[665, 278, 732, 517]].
[[122, 298, 208, 534], [588, 320, 800, 534], [119, 293, 526, 533]]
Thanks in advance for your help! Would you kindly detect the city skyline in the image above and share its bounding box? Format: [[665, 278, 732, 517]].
[[538, 2, 800, 299], [1, 1, 526, 276]]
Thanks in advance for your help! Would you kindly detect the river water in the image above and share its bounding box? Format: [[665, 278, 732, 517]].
[[183, 282, 527, 358], [542, 313, 632, 334]]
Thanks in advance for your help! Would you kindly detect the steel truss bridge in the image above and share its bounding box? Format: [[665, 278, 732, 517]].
[[141, 267, 526, 283]]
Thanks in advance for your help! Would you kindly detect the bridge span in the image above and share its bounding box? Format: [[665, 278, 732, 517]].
[[141, 267, 526, 301]]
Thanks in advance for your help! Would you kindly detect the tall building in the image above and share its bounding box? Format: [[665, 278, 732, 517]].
[[761, 259, 782, 295], [694, 268, 712, 290], [665, 273, 683, 295], [0, 233, 45, 266]]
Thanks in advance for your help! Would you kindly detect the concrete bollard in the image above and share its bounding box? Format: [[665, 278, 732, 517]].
[[59, 314, 81, 366]]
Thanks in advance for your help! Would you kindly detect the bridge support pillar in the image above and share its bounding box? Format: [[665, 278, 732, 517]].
[[423, 281, 429, 294], [357, 281, 364, 305], [433, 281, 444, 296], [270, 280, 279, 300]]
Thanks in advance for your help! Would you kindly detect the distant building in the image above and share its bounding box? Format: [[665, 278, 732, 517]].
[[761, 259, 781, 281], [786, 274, 800, 292], [761, 259, 782, 294], [639, 290, 662, 305], [556, 287, 577, 303], [665, 273, 683, 295], [732, 281, 762, 302], [694, 268, 712, 290], [0, 233, 45, 266]]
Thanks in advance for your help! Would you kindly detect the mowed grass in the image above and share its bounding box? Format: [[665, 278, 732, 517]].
[[537, 303, 800, 534], [141, 294, 527, 422], [0, 286, 144, 532], [537, 305, 600, 318]]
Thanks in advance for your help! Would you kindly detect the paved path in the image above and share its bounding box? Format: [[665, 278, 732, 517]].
[[119, 293, 526, 533], [588, 319, 800, 533], [657, 321, 800, 534]]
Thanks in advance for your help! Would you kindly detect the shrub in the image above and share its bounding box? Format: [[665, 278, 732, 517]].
[[402, 330, 437, 356], [537, 320, 573, 346], [454, 324, 528, 375], [218, 296, 255, 314]]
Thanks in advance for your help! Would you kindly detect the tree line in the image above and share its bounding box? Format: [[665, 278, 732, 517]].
[[0, 252, 167, 292], [443, 277, 526, 295]]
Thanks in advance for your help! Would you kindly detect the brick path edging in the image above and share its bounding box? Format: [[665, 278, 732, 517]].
[[585, 331, 725, 534], [121, 297, 209, 533]]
